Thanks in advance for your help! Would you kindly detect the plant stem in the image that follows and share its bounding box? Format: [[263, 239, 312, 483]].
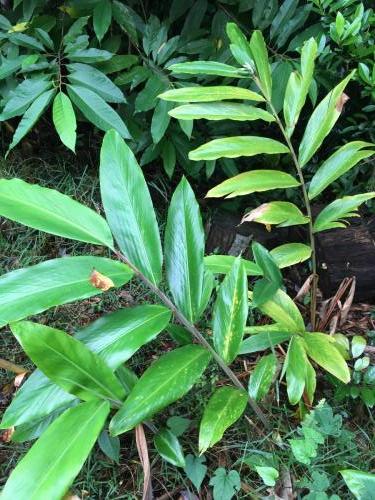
[[268, 102, 318, 329], [114, 250, 271, 429]]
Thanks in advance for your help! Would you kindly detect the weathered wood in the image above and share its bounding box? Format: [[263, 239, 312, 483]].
[[205, 211, 375, 301]]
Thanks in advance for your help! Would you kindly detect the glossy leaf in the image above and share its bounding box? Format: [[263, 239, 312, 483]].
[[243, 201, 309, 227], [298, 71, 355, 167], [165, 177, 208, 322], [207, 170, 298, 198], [351, 335, 366, 358], [248, 354, 277, 401], [68, 48, 113, 63], [204, 255, 262, 276], [154, 428, 186, 467], [313, 193, 375, 232], [12, 321, 126, 404], [270, 243, 312, 268], [308, 142, 375, 200], [285, 336, 308, 405], [240, 330, 292, 354], [52, 91, 77, 152], [8, 89, 55, 153], [110, 345, 211, 435], [256, 288, 305, 332], [226, 23, 254, 67], [190, 137, 289, 161], [151, 99, 173, 143], [76, 305, 171, 367], [0, 178, 113, 247], [0, 256, 131, 328], [68, 63, 125, 103], [168, 61, 246, 78], [1, 400, 109, 500], [159, 86, 264, 103], [100, 130, 162, 284], [252, 241, 282, 287], [93, 0, 112, 42], [340, 470, 375, 500], [284, 37, 317, 137], [0, 78, 52, 120], [199, 386, 247, 453], [304, 358, 316, 405], [169, 103, 274, 122], [303, 332, 350, 383], [213, 258, 248, 364], [249, 30, 272, 100], [67, 84, 130, 138]]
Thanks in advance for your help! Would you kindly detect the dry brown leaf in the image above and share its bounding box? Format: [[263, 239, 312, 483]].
[[1, 427, 14, 442], [89, 269, 114, 291], [14, 372, 27, 388], [336, 93, 349, 112], [135, 424, 153, 500]]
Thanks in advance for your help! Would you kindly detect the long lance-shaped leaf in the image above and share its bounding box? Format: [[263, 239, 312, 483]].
[[313, 192, 375, 232], [190, 136, 289, 161], [285, 336, 308, 405], [213, 258, 248, 364], [159, 86, 264, 103], [199, 386, 247, 453], [206, 170, 299, 198], [11, 321, 126, 404], [100, 129, 163, 284], [0, 256, 132, 327], [52, 91, 77, 152], [240, 331, 292, 354], [1, 305, 168, 429], [248, 353, 277, 401], [1, 400, 109, 500], [308, 142, 375, 200], [254, 288, 305, 333], [340, 470, 375, 499], [0, 78, 52, 120], [249, 31, 272, 100], [154, 429, 186, 467], [8, 89, 55, 153], [165, 177, 209, 322], [110, 345, 211, 435], [0, 178, 113, 247], [284, 37, 317, 137], [243, 201, 309, 227], [169, 103, 275, 122], [204, 255, 262, 276], [298, 71, 355, 167], [168, 61, 247, 78]]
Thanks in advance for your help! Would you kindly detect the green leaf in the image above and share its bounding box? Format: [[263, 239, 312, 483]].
[[68, 48, 113, 63], [304, 358, 316, 405], [76, 305, 171, 367], [98, 54, 138, 74], [151, 99, 173, 144], [0, 57, 25, 80], [351, 335, 366, 358], [1, 400, 109, 500], [213, 258, 248, 364], [303, 332, 350, 383], [168, 61, 246, 78], [0, 78, 52, 120], [154, 428, 186, 467], [210, 468, 241, 500], [313, 193, 375, 232], [184, 454, 207, 491], [94, 0, 112, 42], [161, 140, 176, 178], [169, 103, 275, 122], [226, 23, 254, 67], [67, 84, 130, 138], [100, 130, 162, 284], [167, 416, 191, 436], [270, 243, 312, 268], [340, 470, 375, 500], [248, 353, 277, 401], [68, 63, 125, 104], [159, 86, 265, 103], [98, 429, 120, 463], [0, 256, 132, 328], [9, 32, 44, 51], [308, 142, 375, 200], [284, 38, 317, 137], [52, 91, 77, 152], [204, 255, 262, 276], [0, 178, 113, 247], [285, 336, 307, 404], [34, 28, 54, 50], [252, 241, 282, 287], [256, 288, 305, 332], [207, 170, 298, 198], [165, 177, 208, 322], [249, 30, 272, 100], [166, 324, 193, 345], [240, 330, 291, 354], [12, 321, 126, 404], [8, 89, 55, 153], [135, 75, 168, 112], [243, 201, 309, 227], [270, 0, 298, 40], [190, 137, 289, 161], [298, 71, 355, 167], [255, 466, 279, 487], [110, 345, 211, 435], [199, 386, 247, 453]]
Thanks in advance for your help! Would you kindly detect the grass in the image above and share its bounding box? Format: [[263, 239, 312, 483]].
[[0, 153, 374, 499]]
